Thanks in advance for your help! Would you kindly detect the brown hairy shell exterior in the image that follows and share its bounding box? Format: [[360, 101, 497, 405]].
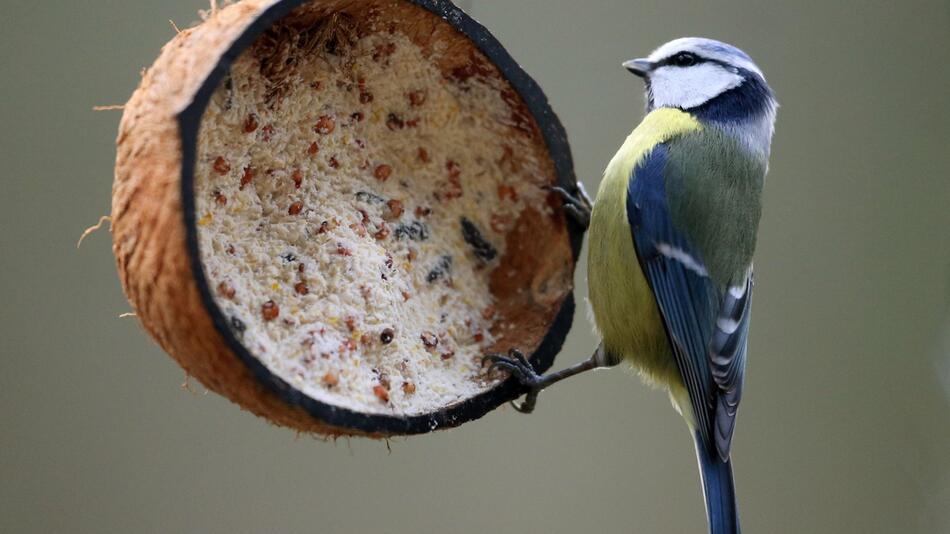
[[114, 0, 351, 435]]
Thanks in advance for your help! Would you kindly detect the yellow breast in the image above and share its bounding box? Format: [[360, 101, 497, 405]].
[[587, 108, 701, 389]]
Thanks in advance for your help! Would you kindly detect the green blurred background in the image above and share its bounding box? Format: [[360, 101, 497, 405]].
[[2, 0, 948, 532]]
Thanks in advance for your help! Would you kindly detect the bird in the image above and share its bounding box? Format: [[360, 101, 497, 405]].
[[484, 37, 777, 534]]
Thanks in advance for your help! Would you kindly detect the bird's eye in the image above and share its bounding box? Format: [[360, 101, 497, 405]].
[[671, 52, 699, 67]]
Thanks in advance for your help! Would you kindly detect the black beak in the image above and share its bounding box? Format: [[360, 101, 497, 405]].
[[623, 58, 653, 78]]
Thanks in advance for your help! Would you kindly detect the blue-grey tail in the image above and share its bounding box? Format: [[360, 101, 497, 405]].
[[694, 432, 741, 534]]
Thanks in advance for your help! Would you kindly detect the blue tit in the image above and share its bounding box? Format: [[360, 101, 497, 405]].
[[486, 37, 777, 534]]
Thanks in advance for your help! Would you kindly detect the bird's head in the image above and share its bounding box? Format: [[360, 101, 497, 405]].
[[624, 38, 775, 121]]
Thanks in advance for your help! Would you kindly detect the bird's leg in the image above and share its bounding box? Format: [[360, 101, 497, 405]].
[[483, 343, 614, 413], [545, 181, 592, 230]]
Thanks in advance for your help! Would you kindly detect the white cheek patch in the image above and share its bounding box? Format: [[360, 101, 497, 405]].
[[650, 64, 744, 109]]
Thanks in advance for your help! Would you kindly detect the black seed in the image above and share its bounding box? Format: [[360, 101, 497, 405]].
[[230, 316, 246, 333], [380, 328, 395, 344], [395, 220, 430, 241], [386, 113, 404, 130], [426, 255, 453, 283], [460, 217, 497, 262], [356, 191, 385, 204], [280, 252, 297, 263]]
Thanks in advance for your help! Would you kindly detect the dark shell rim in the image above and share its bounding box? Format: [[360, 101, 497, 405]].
[[178, 0, 584, 435]]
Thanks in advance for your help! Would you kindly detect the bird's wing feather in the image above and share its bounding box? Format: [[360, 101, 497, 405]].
[[709, 273, 751, 456], [626, 143, 751, 460]]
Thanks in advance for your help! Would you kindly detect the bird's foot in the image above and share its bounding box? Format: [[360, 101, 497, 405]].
[[545, 181, 592, 230], [482, 345, 607, 414], [482, 349, 545, 414]]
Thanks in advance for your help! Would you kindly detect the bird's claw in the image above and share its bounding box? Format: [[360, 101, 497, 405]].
[[544, 182, 592, 230], [481, 348, 543, 413], [484, 349, 538, 384]]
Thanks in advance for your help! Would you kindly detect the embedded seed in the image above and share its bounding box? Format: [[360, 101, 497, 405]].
[[308, 142, 319, 155], [374, 164, 392, 181], [408, 90, 427, 107], [385, 199, 404, 219], [374, 223, 390, 240], [460, 217, 497, 262], [294, 282, 309, 295], [291, 170, 303, 189], [394, 221, 429, 241], [288, 202, 304, 215], [497, 184, 519, 201], [380, 328, 395, 344], [243, 113, 259, 133], [261, 125, 274, 141], [314, 115, 335, 134], [217, 281, 236, 299], [213, 191, 227, 206], [386, 113, 404, 130], [261, 300, 279, 321], [421, 331, 438, 349], [359, 91, 374, 104], [349, 222, 367, 237], [373, 384, 390, 403], [323, 372, 339, 387], [328, 156, 340, 169], [402, 382, 416, 395], [446, 159, 461, 179], [417, 147, 429, 163], [213, 156, 230, 175], [240, 166, 255, 189]]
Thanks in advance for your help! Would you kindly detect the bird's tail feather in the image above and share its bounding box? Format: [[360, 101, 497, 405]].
[[694, 432, 741, 534]]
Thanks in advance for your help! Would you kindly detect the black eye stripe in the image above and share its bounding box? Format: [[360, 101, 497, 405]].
[[658, 52, 702, 67], [656, 52, 738, 71]]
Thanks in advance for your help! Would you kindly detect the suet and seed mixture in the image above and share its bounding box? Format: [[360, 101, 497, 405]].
[[194, 20, 549, 415]]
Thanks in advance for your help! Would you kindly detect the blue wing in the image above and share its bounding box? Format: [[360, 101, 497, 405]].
[[626, 144, 751, 461]]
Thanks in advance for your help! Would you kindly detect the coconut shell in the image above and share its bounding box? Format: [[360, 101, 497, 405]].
[[112, 0, 583, 436]]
